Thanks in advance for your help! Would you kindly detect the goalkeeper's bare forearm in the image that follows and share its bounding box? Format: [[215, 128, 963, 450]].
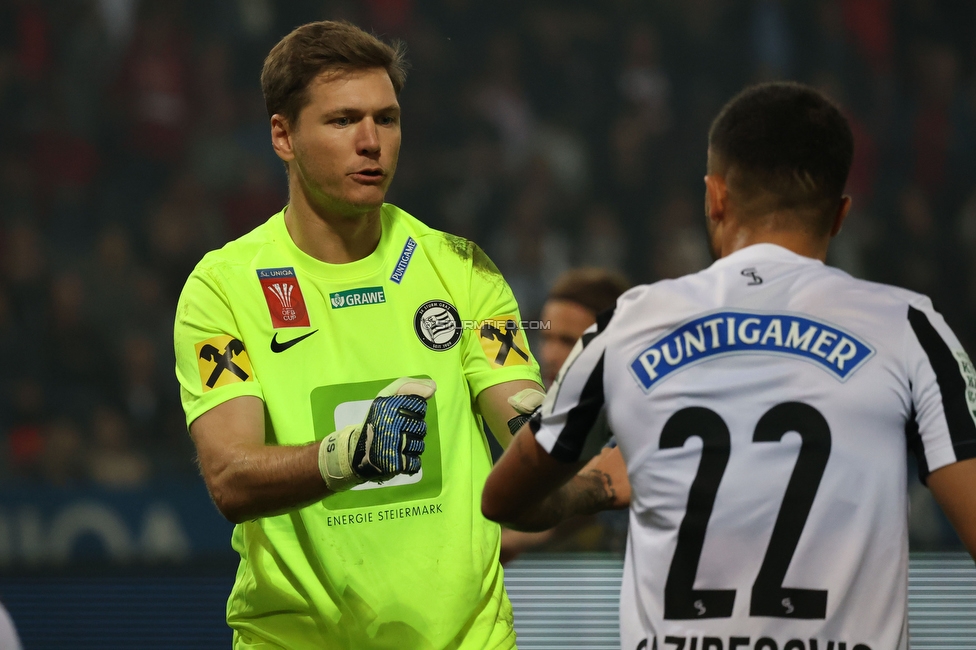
[[191, 395, 333, 524], [191, 378, 434, 524]]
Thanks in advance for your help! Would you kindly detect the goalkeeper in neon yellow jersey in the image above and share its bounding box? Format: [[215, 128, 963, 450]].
[[173, 19, 563, 650]]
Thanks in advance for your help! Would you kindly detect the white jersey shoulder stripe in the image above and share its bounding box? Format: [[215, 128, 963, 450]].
[[907, 305, 976, 467], [532, 307, 615, 463]]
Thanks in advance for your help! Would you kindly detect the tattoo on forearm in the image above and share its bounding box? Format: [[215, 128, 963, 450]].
[[513, 466, 617, 531], [573, 468, 616, 514], [595, 469, 616, 507]]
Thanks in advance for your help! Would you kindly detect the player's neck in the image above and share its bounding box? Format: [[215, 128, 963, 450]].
[[284, 188, 383, 265], [721, 224, 830, 262]]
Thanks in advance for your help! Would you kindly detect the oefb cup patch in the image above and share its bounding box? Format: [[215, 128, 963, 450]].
[[414, 300, 462, 351], [630, 311, 874, 392], [257, 267, 310, 328]]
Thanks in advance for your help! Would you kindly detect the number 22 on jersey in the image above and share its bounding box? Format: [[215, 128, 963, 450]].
[[663, 402, 830, 620]]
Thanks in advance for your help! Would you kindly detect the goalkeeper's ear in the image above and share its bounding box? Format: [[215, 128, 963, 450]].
[[377, 377, 437, 399]]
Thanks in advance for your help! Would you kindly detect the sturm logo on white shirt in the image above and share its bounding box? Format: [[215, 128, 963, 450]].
[[630, 311, 874, 391]]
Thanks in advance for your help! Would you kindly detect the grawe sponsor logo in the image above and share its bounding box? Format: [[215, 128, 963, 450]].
[[329, 286, 386, 309]]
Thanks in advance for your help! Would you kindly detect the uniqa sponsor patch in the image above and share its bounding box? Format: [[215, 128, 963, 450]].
[[630, 311, 874, 391], [330, 286, 386, 309]]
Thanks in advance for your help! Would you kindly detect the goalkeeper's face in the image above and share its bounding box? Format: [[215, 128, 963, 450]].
[[282, 67, 401, 217]]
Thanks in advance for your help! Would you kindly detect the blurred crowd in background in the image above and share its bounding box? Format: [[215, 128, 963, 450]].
[[0, 0, 973, 550]]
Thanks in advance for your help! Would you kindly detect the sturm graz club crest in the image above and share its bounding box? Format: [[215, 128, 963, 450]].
[[414, 300, 462, 351]]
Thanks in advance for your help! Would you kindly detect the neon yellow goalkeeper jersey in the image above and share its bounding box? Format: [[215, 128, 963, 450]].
[[174, 205, 541, 650]]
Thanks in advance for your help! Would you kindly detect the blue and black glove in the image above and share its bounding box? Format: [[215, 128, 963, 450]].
[[318, 378, 437, 492]]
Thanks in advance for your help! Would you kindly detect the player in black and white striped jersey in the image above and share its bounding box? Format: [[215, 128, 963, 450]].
[[483, 81, 976, 650]]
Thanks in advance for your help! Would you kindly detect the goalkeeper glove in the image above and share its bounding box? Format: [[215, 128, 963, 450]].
[[506, 388, 545, 435], [319, 377, 437, 492]]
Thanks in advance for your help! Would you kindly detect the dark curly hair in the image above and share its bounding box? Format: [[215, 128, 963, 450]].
[[708, 82, 854, 234]]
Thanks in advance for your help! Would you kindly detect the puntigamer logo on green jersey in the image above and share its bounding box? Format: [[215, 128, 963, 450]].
[[330, 286, 386, 309]]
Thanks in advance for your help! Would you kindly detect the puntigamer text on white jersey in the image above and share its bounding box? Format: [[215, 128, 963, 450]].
[[630, 311, 874, 390], [532, 244, 976, 650]]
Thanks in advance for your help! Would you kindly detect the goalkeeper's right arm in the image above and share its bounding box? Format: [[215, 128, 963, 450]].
[[190, 378, 436, 524]]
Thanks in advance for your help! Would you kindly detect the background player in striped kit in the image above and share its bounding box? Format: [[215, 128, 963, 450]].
[[484, 81, 976, 650], [500, 267, 631, 564]]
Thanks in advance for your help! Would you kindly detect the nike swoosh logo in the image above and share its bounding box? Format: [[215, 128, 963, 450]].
[[270, 330, 318, 353]]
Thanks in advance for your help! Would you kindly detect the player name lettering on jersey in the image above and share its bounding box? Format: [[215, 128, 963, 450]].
[[639, 634, 872, 650], [630, 311, 873, 391]]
